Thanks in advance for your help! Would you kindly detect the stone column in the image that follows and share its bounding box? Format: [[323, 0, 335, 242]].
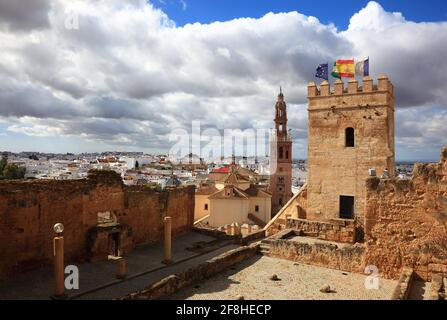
[[116, 257, 126, 279], [163, 216, 173, 265], [53, 236, 65, 298]]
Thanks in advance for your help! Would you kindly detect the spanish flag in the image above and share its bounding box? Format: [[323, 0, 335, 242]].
[[332, 59, 355, 78]]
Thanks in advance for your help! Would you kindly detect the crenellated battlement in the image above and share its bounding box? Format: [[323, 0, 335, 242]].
[[307, 74, 393, 98], [307, 74, 394, 112]]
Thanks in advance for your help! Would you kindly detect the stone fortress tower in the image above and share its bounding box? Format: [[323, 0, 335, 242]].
[[306, 75, 395, 227], [269, 89, 293, 217]]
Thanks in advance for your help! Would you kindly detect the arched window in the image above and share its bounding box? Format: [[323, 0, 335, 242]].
[[345, 127, 355, 147], [279, 146, 283, 159]]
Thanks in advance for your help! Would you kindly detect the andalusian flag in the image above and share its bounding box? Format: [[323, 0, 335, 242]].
[[331, 62, 341, 79], [331, 59, 355, 79]]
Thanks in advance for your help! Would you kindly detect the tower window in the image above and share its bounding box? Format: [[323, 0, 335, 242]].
[[255, 205, 259, 212], [285, 149, 289, 159], [279, 146, 283, 159], [345, 127, 355, 147], [204, 204, 208, 210], [339, 196, 354, 219]]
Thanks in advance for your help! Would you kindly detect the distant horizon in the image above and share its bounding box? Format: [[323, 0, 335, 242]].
[[1, 149, 439, 163]]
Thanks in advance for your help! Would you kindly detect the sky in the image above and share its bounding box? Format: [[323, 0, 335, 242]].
[[0, 0, 446, 161], [155, 0, 447, 29]]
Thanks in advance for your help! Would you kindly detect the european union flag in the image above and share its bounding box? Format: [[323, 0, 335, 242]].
[[315, 63, 328, 81]]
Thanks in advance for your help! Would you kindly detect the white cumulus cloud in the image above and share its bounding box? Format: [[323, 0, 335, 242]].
[[0, 0, 445, 160]]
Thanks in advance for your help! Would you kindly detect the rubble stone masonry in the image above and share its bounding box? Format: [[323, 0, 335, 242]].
[[264, 230, 365, 274], [285, 217, 356, 244], [365, 146, 447, 280], [0, 170, 195, 280]]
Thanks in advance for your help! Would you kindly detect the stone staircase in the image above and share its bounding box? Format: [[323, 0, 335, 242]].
[[259, 241, 271, 255]]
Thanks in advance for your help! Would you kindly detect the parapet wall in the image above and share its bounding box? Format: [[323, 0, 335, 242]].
[[364, 146, 447, 280], [308, 75, 393, 100], [0, 170, 195, 280], [286, 218, 356, 244], [263, 230, 365, 274]]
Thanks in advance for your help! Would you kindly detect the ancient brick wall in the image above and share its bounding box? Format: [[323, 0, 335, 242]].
[[307, 75, 395, 225], [120, 186, 194, 245], [364, 147, 447, 280], [0, 171, 195, 280]]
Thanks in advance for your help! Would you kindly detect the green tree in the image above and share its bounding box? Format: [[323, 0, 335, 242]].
[[0, 156, 7, 173], [2, 164, 26, 180]]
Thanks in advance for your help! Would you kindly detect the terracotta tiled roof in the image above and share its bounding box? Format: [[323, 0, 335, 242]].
[[218, 171, 250, 185], [196, 184, 219, 195], [244, 185, 271, 197], [208, 186, 249, 199], [236, 166, 259, 178], [211, 167, 230, 173], [211, 164, 257, 176]]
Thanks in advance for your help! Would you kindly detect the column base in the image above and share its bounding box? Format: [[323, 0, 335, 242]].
[[162, 259, 174, 265], [50, 293, 68, 300]]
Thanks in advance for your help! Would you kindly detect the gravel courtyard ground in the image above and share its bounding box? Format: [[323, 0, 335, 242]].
[[169, 255, 398, 300]]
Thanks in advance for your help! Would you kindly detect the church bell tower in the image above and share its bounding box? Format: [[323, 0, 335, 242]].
[[269, 88, 293, 217]]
